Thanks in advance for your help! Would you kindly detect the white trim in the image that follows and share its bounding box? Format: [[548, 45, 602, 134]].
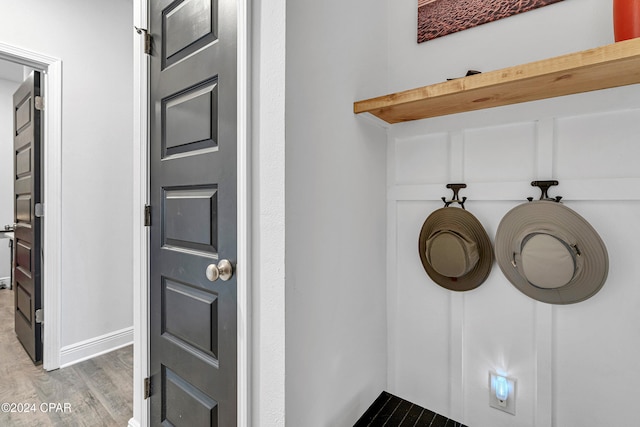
[[0, 43, 62, 372], [132, 1, 150, 426], [128, 419, 141, 427], [449, 293, 465, 421], [534, 119, 554, 427], [534, 303, 553, 427], [59, 327, 134, 368], [386, 139, 397, 392], [43, 59, 62, 371], [237, 0, 251, 424], [252, 0, 287, 421], [448, 136, 465, 421]]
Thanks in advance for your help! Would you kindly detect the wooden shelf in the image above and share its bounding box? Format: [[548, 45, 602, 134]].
[[354, 38, 640, 124]]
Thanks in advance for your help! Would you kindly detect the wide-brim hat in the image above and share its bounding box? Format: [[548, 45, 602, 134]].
[[419, 207, 494, 291], [495, 200, 608, 304]]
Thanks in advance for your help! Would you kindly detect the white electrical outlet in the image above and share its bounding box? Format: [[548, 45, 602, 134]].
[[489, 371, 516, 415]]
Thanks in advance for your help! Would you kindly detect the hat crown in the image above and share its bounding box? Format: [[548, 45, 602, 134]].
[[419, 206, 494, 292], [521, 233, 576, 289], [426, 230, 479, 278]]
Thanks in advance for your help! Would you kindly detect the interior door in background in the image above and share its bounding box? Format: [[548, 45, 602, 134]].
[[13, 70, 43, 364]]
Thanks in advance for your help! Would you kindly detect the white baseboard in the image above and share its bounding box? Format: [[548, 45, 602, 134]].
[[0, 276, 10, 287], [128, 418, 141, 427], [59, 326, 133, 368]]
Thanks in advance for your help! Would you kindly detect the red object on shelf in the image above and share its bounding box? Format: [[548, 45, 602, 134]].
[[614, 0, 640, 42]]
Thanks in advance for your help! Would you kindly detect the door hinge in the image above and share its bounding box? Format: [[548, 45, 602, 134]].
[[35, 203, 44, 218], [144, 377, 152, 399], [35, 308, 43, 324], [144, 33, 153, 55], [135, 27, 153, 55], [35, 96, 44, 111], [144, 205, 152, 227]]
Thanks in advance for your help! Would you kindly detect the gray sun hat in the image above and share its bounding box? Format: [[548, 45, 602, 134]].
[[495, 200, 608, 304], [419, 207, 494, 291]]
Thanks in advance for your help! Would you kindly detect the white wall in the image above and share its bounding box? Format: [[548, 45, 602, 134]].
[[251, 0, 287, 424], [384, 1, 640, 426], [0, 78, 21, 280], [0, 0, 133, 354], [285, 0, 389, 424]]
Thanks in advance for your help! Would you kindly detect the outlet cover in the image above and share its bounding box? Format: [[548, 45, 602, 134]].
[[489, 372, 516, 415]]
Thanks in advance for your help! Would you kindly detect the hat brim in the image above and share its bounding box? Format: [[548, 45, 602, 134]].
[[495, 201, 608, 304], [419, 207, 494, 292]]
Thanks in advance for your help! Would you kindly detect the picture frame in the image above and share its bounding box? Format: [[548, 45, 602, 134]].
[[418, 0, 565, 43]]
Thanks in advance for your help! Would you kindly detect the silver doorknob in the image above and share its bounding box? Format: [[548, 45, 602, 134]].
[[206, 259, 234, 282]]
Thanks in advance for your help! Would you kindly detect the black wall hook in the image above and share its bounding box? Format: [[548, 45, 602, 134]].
[[442, 183, 467, 209], [446, 70, 482, 81], [528, 180, 562, 202]]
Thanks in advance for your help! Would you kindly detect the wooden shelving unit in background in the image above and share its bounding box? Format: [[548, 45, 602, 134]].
[[354, 38, 640, 124]]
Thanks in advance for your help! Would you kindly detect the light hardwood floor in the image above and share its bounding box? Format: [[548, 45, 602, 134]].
[[0, 288, 133, 426]]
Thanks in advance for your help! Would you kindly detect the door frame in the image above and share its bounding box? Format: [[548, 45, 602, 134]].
[[131, 0, 251, 425], [0, 43, 62, 371]]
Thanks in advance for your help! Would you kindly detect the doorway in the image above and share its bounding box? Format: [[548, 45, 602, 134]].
[[0, 42, 134, 425], [0, 43, 62, 371]]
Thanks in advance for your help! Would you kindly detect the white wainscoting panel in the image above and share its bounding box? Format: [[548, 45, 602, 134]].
[[395, 133, 449, 185], [553, 201, 640, 427], [555, 110, 640, 180], [387, 87, 640, 427], [464, 122, 537, 183]]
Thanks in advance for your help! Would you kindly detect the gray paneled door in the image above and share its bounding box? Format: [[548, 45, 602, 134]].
[[149, 0, 238, 425], [13, 71, 43, 364]]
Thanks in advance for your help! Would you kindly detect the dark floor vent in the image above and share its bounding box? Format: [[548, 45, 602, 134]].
[[354, 391, 468, 427]]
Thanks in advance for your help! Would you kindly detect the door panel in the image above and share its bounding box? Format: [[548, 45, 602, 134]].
[[13, 71, 42, 363], [14, 96, 31, 132], [164, 0, 213, 58], [163, 78, 218, 156], [163, 279, 218, 358], [16, 147, 31, 176], [163, 186, 218, 252], [164, 367, 218, 426], [162, 0, 218, 68], [149, 0, 237, 424]]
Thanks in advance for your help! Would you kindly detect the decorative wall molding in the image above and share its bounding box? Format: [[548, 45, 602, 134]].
[[449, 293, 465, 421], [387, 88, 640, 426]]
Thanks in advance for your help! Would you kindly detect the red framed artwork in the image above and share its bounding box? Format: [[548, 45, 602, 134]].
[[418, 0, 565, 43]]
